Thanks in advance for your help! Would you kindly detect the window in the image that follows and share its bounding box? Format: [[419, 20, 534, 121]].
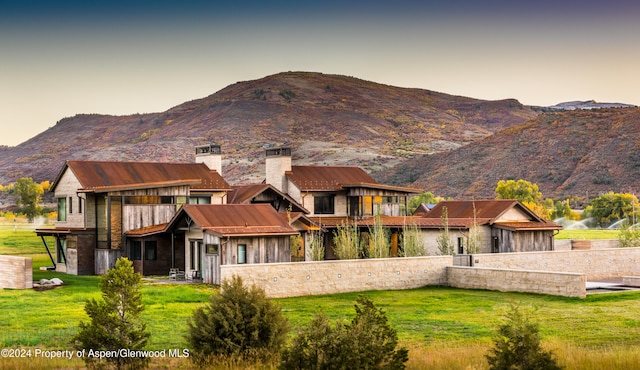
[[206, 244, 219, 255], [124, 196, 173, 205], [190, 240, 202, 270], [130, 241, 142, 260], [145, 241, 157, 261], [314, 195, 335, 215], [457, 237, 464, 255], [237, 244, 246, 264], [78, 196, 83, 214], [68, 197, 73, 214], [188, 196, 211, 204], [57, 198, 67, 221]]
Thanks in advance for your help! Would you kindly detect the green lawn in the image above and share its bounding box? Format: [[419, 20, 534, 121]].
[[2, 223, 640, 369], [556, 229, 620, 240]]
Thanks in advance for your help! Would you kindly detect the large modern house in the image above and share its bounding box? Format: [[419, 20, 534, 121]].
[[36, 145, 561, 283]]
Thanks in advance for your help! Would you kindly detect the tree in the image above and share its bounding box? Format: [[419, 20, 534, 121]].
[[618, 221, 640, 248], [73, 257, 150, 370], [400, 220, 426, 257], [368, 213, 390, 258], [186, 275, 289, 366], [584, 192, 639, 227], [333, 221, 362, 259], [486, 304, 562, 370], [408, 191, 441, 214], [495, 179, 543, 204], [13, 177, 43, 221], [307, 230, 326, 261], [436, 206, 454, 255], [280, 296, 408, 370]]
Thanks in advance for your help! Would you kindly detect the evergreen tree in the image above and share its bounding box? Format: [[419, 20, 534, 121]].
[[281, 296, 408, 370], [486, 304, 563, 370], [72, 257, 150, 370], [187, 275, 289, 366]]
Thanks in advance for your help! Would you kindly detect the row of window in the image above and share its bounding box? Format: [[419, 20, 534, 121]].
[[130, 241, 157, 261], [57, 196, 83, 221]]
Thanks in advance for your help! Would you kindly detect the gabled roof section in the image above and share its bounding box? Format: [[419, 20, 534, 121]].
[[421, 199, 554, 226], [54, 160, 231, 192], [286, 165, 420, 193], [227, 184, 309, 213], [168, 204, 298, 237]]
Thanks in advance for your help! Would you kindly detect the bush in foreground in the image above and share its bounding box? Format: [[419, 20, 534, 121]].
[[280, 295, 408, 369], [186, 275, 289, 366], [486, 303, 563, 370]]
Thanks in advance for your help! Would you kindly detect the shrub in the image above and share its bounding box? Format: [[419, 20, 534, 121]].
[[186, 275, 289, 366], [280, 295, 409, 369], [486, 304, 563, 370], [618, 221, 640, 248], [72, 257, 150, 370]]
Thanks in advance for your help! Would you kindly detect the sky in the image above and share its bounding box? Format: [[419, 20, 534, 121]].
[[1, 0, 639, 146]]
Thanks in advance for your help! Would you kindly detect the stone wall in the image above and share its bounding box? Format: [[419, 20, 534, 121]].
[[447, 266, 586, 298], [221, 256, 452, 298], [0, 255, 33, 289], [471, 248, 640, 280]]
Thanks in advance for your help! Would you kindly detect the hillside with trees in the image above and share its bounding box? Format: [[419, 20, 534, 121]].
[[381, 107, 640, 200], [0, 72, 539, 186]]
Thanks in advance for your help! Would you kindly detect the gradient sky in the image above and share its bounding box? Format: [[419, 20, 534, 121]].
[[1, 0, 639, 146]]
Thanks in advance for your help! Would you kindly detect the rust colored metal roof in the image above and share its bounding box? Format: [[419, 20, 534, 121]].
[[286, 165, 420, 193], [228, 184, 271, 204], [59, 160, 231, 192], [422, 200, 521, 221], [125, 223, 169, 237], [178, 204, 298, 237], [493, 221, 562, 231], [228, 184, 309, 213]]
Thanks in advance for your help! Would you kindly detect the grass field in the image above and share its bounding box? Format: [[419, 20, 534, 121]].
[[2, 224, 640, 369]]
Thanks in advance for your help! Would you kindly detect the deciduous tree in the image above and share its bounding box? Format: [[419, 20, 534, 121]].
[[495, 179, 543, 204], [13, 177, 43, 221]]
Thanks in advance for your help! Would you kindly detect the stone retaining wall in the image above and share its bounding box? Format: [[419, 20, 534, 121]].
[[472, 248, 640, 280], [623, 276, 640, 287], [221, 256, 452, 298], [447, 266, 586, 298], [0, 255, 33, 289]]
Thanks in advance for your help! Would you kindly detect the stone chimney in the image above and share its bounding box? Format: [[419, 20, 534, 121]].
[[195, 144, 222, 174], [265, 147, 292, 193]]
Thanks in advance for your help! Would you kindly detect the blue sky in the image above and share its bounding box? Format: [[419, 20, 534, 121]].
[[1, 0, 639, 146]]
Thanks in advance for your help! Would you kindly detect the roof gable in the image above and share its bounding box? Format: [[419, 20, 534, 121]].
[[169, 204, 298, 237], [227, 184, 309, 213], [53, 160, 230, 192], [422, 200, 544, 224]]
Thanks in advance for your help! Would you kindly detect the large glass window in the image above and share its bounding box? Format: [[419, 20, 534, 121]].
[[57, 198, 67, 221], [124, 196, 173, 205], [314, 195, 335, 215], [188, 196, 211, 204]]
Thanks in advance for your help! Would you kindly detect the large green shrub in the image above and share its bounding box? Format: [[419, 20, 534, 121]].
[[486, 304, 562, 370], [186, 275, 289, 365], [280, 295, 408, 369]]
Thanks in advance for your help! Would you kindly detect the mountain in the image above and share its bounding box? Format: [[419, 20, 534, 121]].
[[0, 72, 540, 185], [379, 107, 640, 200], [549, 100, 636, 111]]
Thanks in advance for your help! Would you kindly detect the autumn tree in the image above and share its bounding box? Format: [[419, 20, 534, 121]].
[[495, 179, 543, 204], [584, 192, 639, 227], [13, 177, 44, 221]]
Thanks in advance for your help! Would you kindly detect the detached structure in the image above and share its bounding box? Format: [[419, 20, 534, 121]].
[[413, 200, 562, 254]]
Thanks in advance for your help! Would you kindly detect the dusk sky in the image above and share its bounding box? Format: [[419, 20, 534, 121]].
[[1, 0, 639, 146]]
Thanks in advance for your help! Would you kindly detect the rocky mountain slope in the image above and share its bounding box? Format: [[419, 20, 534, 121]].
[[0, 72, 539, 185], [379, 107, 640, 200]]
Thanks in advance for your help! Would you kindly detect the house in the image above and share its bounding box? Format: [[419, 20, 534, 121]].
[[36, 145, 231, 275], [263, 147, 422, 258], [413, 199, 562, 255], [157, 203, 299, 284]]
